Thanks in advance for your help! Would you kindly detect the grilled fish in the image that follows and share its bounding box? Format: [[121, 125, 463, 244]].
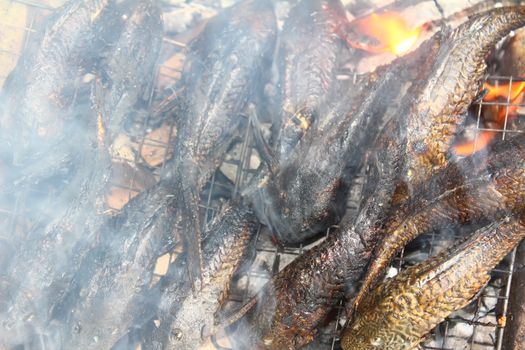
[[54, 179, 179, 350], [168, 0, 276, 286], [404, 6, 525, 187], [0, 0, 135, 188], [143, 205, 259, 350], [230, 31, 445, 349], [353, 7, 525, 310], [0, 3, 163, 346], [341, 217, 525, 350], [273, 0, 350, 162], [354, 131, 525, 312]]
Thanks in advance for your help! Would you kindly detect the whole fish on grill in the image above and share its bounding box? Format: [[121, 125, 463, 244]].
[[53, 180, 179, 350], [354, 130, 525, 312], [0, 0, 136, 190], [270, 0, 350, 163], [404, 6, 525, 188], [0, 2, 163, 346], [142, 205, 259, 350], [168, 0, 276, 286], [341, 217, 525, 350], [229, 33, 446, 348], [353, 6, 525, 311]]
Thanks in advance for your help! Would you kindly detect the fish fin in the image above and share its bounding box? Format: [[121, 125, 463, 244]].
[[218, 296, 258, 330]]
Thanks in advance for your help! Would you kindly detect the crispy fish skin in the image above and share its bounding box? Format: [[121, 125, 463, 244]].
[[0, 0, 131, 168], [275, 0, 349, 160], [170, 0, 276, 285], [55, 179, 179, 350], [144, 205, 259, 350], [96, 0, 163, 141], [342, 218, 525, 350], [405, 6, 525, 187], [231, 33, 444, 349], [0, 2, 162, 346], [232, 226, 368, 350], [354, 133, 525, 310]]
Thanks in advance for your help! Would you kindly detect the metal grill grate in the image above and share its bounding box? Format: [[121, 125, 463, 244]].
[[0, 1, 524, 350]]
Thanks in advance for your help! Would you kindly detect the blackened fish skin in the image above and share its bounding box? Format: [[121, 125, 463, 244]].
[[95, 0, 163, 142], [246, 7, 444, 246], [168, 0, 276, 285], [55, 179, 179, 350], [342, 218, 525, 350], [0, 2, 163, 347], [231, 29, 444, 350], [405, 6, 525, 187], [143, 205, 259, 350], [274, 0, 349, 161], [0, 0, 134, 178], [354, 132, 525, 311]]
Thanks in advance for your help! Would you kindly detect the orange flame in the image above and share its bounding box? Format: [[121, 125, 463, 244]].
[[453, 131, 497, 156], [496, 93, 523, 125], [453, 83, 525, 156], [483, 81, 525, 102], [348, 12, 423, 55]]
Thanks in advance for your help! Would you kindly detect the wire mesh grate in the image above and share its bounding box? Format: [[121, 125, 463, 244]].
[[0, 1, 524, 350]]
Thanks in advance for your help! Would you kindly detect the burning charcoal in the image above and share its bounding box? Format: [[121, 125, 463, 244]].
[[166, 0, 276, 287], [341, 217, 525, 350], [142, 205, 259, 350]]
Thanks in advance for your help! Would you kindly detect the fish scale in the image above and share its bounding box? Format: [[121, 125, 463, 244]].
[[354, 6, 525, 312], [342, 217, 525, 350], [167, 0, 276, 287]]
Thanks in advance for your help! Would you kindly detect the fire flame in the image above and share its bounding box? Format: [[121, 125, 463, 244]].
[[483, 81, 525, 101], [453, 82, 524, 156], [348, 12, 423, 55], [453, 131, 496, 156]]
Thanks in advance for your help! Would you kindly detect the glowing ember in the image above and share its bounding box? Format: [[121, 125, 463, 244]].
[[348, 12, 423, 55]]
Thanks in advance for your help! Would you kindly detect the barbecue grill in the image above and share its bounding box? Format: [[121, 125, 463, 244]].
[[0, 1, 524, 349]]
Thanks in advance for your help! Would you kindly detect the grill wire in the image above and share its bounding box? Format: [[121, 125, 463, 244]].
[[0, 1, 523, 350]]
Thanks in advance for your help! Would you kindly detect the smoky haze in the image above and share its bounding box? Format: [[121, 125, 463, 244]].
[[0, 0, 524, 350]]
